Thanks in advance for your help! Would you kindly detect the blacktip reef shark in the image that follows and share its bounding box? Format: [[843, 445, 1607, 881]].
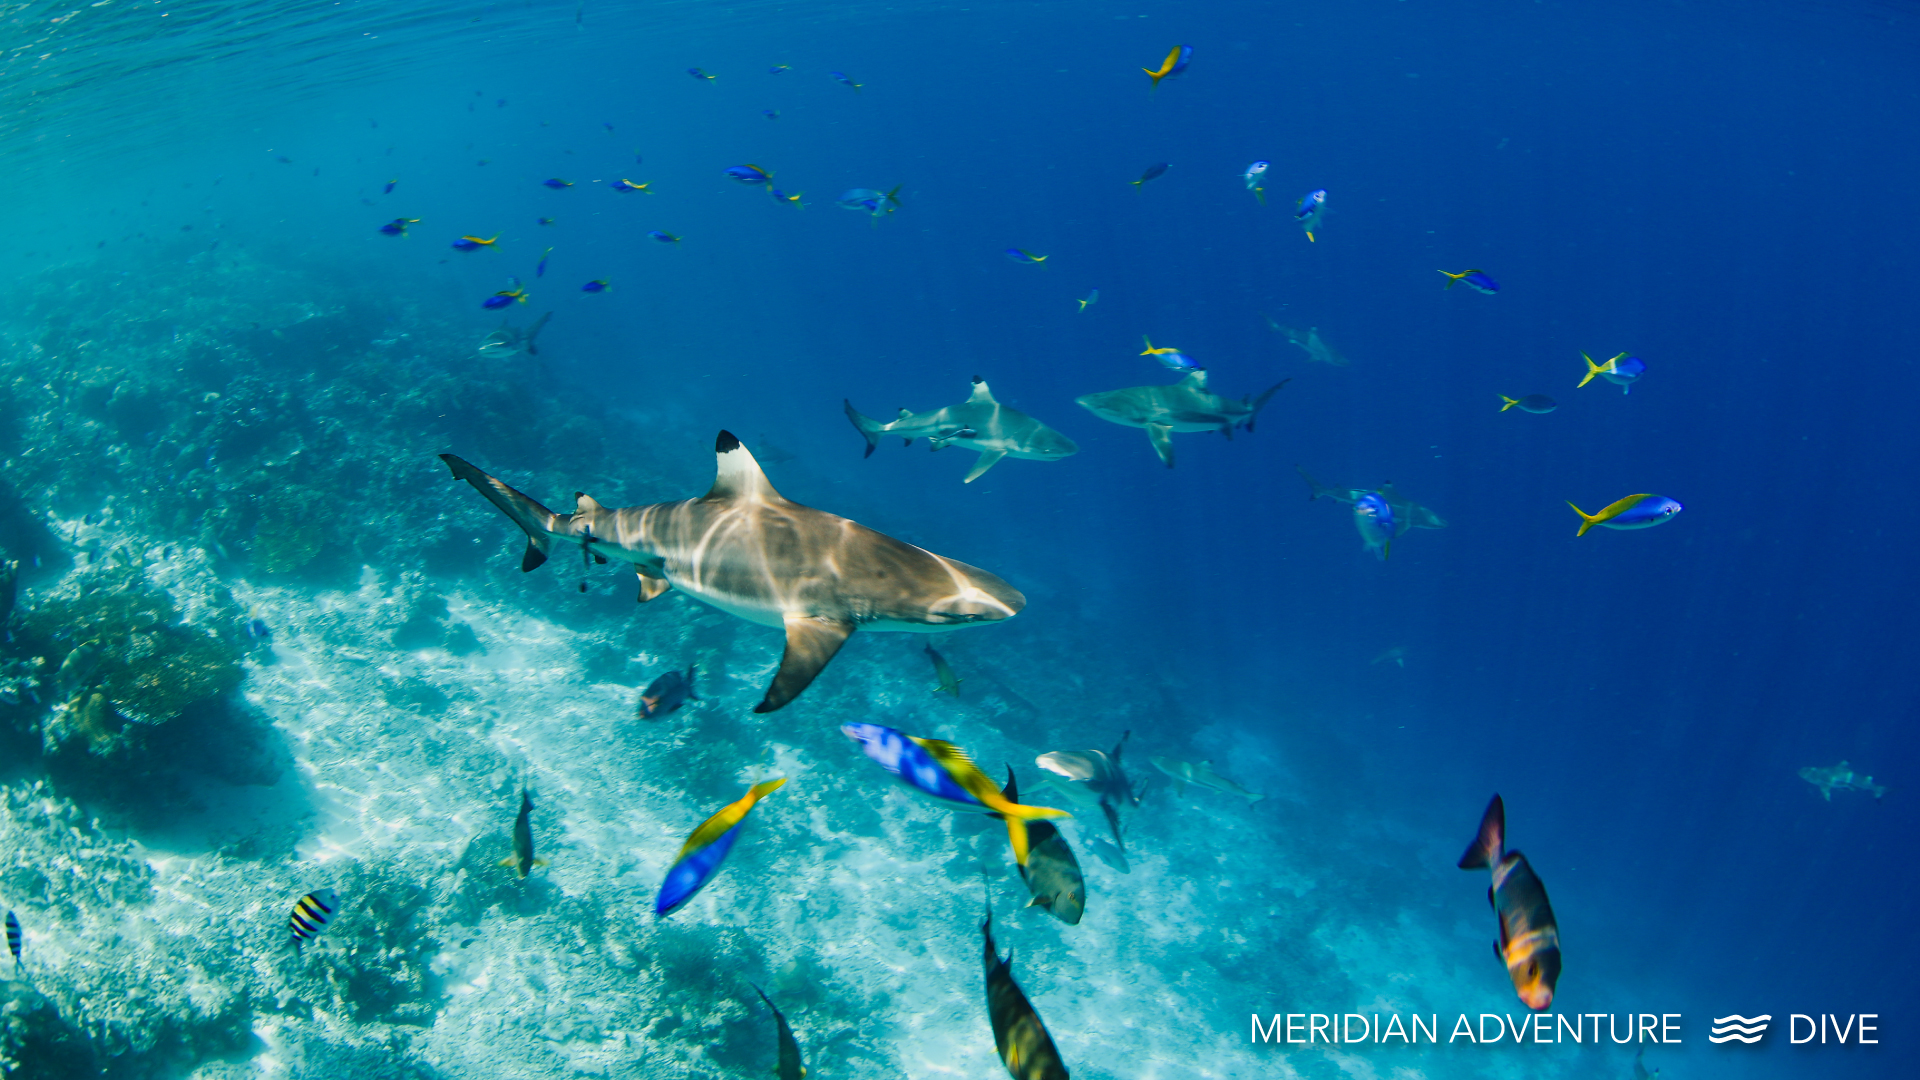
[[441, 432, 1025, 713], [1150, 756, 1264, 803], [478, 311, 551, 357], [1296, 466, 1448, 535], [1799, 760, 1887, 801], [1265, 319, 1350, 366], [845, 377, 1078, 483], [1075, 370, 1289, 468]]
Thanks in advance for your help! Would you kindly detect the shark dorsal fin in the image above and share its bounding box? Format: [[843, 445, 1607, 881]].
[[1178, 369, 1209, 389], [575, 492, 605, 513], [707, 431, 784, 503], [969, 377, 996, 403]]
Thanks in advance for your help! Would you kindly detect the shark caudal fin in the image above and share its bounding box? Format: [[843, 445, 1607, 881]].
[[1241, 379, 1292, 433], [1577, 352, 1609, 388], [439, 454, 569, 571], [844, 400, 885, 458], [1457, 794, 1506, 870], [1566, 500, 1602, 537]]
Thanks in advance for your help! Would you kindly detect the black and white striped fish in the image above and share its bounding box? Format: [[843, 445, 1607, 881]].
[[289, 889, 342, 952], [5, 910, 20, 969]]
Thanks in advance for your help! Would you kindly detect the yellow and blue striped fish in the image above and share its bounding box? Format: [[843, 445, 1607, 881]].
[[655, 779, 786, 917], [289, 889, 342, 952]]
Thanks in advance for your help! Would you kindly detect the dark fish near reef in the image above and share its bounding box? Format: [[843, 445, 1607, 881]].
[[1130, 162, 1168, 188], [1500, 394, 1558, 414], [638, 664, 698, 719], [1458, 794, 1561, 1011], [751, 985, 807, 1080], [982, 907, 1071, 1080], [499, 787, 547, 878], [289, 889, 342, 953], [443, 435, 1023, 712], [926, 644, 962, 696], [1002, 771, 1085, 925], [5, 910, 20, 970], [655, 778, 785, 916]]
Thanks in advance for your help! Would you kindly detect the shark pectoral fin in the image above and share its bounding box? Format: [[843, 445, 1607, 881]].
[[1147, 424, 1175, 467], [963, 450, 1007, 483], [635, 566, 671, 602], [754, 615, 855, 713]]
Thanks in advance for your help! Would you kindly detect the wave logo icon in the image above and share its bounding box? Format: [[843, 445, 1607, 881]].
[[1711, 1015, 1772, 1044]]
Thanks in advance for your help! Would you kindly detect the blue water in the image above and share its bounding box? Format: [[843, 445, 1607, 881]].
[[0, 0, 1914, 1076]]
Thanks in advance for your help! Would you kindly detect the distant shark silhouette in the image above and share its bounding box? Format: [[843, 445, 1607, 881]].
[[1296, 466, 1448, 535], [845, 377, 1079, 483], [1075, 370, 1288, 467], [441, 433, 1025, 713], [478, 311, 551, 357], [1265, 319, 1349, 366]]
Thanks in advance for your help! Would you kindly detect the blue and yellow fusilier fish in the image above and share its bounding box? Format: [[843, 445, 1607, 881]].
[[1005, 248, 1047, 265], [648, 230, 681, 243], [769, 188, 803, 205], [830, 70, 863, 92], [1437, 268, 1499, 293], [840, 723, 1068, 866], [1131, 162, 1169, 188], [1500, 394, 1558, 414], [1294, 189, 1327, 241], [1577, 351, 1646, 393], [655, 778, 786, 917], [1077, 288, 1098, 312], [768, 64, 791, 75], [482, 286, 528, 310], [1458, 794, 1561, 1011], [612, 179, 650, 193], [1565, 494, 1683, 537], [581, 279, 611, 293], [1139, 336, 1199, 372], [383, 179, 397, 194], [687, 67, 716, 80], [1354, 492, 1394, 561], [378, 218, 418, 236], [289, 888, 342, 953], [1243, 160, 1269, 204], [543, 178, 573, 189], [535, 248, 552, 277], [452, 234, 498, 252], [726, 164, 773, 185], [1142, 44, 1191, 87]]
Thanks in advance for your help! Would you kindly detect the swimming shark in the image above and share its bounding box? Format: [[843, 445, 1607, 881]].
[[1265, 319, 1350, 366], [1036, 731, 1138, 849], [440, 433, 1025, 713], [1296, 466, 1448, 535], [1799, 760, 1887, 801], [478, 311, 551, 358], [844, 377, 1079, 483], [1075, 370, 1288, 467], [1149, 756, 1264, 803]]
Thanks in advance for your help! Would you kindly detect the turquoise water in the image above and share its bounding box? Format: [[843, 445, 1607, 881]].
[[0, 0, 1914, 1076]]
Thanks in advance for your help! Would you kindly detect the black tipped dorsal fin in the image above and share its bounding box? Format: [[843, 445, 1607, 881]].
[[707, 430, 783, 503], [969, 377, 996, 403]]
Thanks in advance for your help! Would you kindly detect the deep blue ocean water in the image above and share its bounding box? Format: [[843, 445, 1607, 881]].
[[1, 0, 1915, 1077]]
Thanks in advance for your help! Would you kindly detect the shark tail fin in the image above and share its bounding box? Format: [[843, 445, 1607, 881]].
[[1500, 396, 1519, 412], [843, 400, 883, 458], [1241, 379, 1291, 433], [440, 454, 567, 571], [1577, 352, 1607, 388], [1566, 500, 1601, 537], [1458, 794, 1505, 869]]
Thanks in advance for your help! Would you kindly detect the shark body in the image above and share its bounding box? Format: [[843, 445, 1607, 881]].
[[1297, 466, 1448, 536], [441, 433, 1024, 713], [844, 377, 1078, 483], [1075, 370, 1288, 467], [1266, 320, 1350, 366]]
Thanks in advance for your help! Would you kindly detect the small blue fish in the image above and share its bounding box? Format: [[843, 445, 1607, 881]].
[[1243, 161, 1269, 204], [538, 217, 556, 226], [840, 723, 1069, 866], [768, 64, 791, 75], [1578, 352, 1646, 394], [582, 279, 611, 293], [378, 217, 417, 236], [383, 179, 397, 194], [452, 234, 498, 252], [482, 287, 527, 310], [688, 67, 715, 80], [289, 889, 342, 953], [1567, 494, 1682, 536], [726, 164, 773, 185], [1354, 492, 1395, 561], [543, 178, 573, 189], [1438, 268, 1499, 294], [536, 248, 551, 277], [1140, 336, 1198, 371], [830, 70, 862, 92], [769, 188, 803, 206], [1077, 288, 1099, 312], [1131, 162, 1169, 188], [762, 109, 780, 120], [1294, 189, 1327, 241], [603, 121, 615, 132], [648, 230, 681, 243], [246, 616, 272, 640], [1143, 45, 1192, 86], [638, 665, 695, 716], [655, 779, 785, 917], [1005, 248, 1048, 264], [612, 179, 650, 193]]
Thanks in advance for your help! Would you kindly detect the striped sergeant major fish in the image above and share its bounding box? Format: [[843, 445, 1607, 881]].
[[5, 910, 20, 970], [289, 889, 342, 953], [982, 905, 1071, 1079], [655, 778, 786, 917], [1457, 795, 1561, 1011]]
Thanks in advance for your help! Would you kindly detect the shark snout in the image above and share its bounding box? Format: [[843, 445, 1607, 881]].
[[932, 564, 1026, 622]]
